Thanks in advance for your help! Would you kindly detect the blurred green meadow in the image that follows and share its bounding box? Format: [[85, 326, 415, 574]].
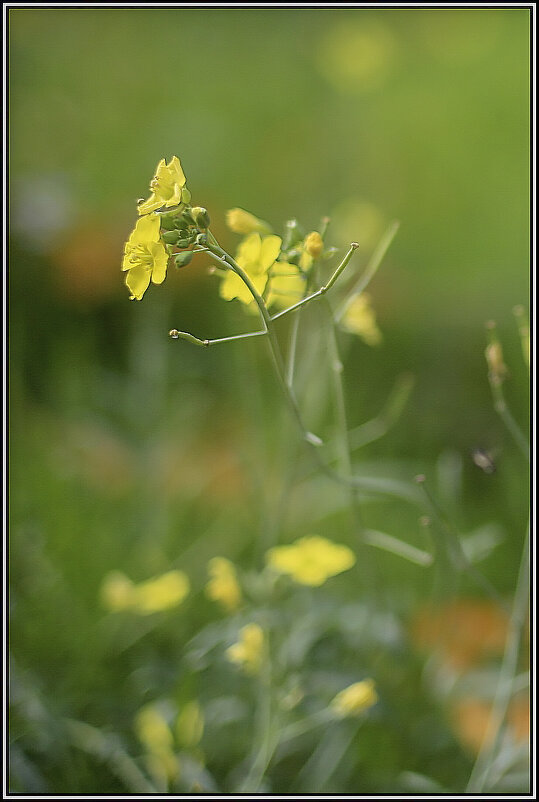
[[8, 7, 530, 795]]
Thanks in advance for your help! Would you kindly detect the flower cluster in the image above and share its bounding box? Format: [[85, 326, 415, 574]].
[[100, 568, 190, 614], [121, 155, 383, 350], [122, 156, 206, 301]]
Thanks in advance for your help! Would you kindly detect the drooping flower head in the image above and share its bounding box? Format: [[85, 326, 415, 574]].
[[266, 535, 356, 586], [137, 156, 188, 216], [122, 213, 168, 300], [219, 232, 282, 304]]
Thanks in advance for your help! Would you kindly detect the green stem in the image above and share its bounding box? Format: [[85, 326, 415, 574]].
[[466, 522, 530, 792]]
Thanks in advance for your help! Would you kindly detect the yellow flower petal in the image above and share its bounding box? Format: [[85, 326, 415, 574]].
[[126, 264, 151, 300], [259, 235, 282, 271], [149, 241, 169, 285], [219, 269, 267, 305], [266, 263, 306, 310], [236, 233, 262, 268]]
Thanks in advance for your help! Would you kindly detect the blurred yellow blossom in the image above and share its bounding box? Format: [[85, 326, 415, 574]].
[[100, 570, 136, 611], [226, 623, 265, 675], [132, 570, 190, 614], [135, 704, 178, 784], [341, 293, 383, 346], [175, 701, 204, 749], [135, 704, 175, 753], [220, 232, 282, 304], [266, 263, 306, 311], [205, 557, 242, 613], [266, 535, 355, 586], [226, 207, 271, 235], [100, 569, 189, 615], [122, 213, 168, 300], [330, 679, 378, 717], [137, 156, 187, 215]]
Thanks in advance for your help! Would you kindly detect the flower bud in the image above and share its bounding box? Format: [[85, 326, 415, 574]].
[[176, 237, 193, 248], [191, 206, 211, 229], [161, 230, 181, 245], [180, 209, 196, 226], [226, 208, 271, 235], [304, 231, 324, 258], [181, 187, 192, 205], [174, 251, 194, 268], [160, 213, 178, 231], [196, 232, 207, 246]]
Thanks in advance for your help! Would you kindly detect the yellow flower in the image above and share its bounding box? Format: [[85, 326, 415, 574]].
[[266, 535, 355, 586], [100, 570, 136, 611], [122, 213, 168, 300], [226, 623, 265, 675], [226, 207, 271, 235], [175, 701, 204, 749], [205, 557, 242, 613], [135, 704, 178, 784], [137, 156, 187, 215], [135, 704, 175, 753], [100, 569, 190, 615], [340, 293, 382, 346], [220, 232, 282, 305], [132, 570, 190, 615], [330, 679, 378, 717], [265, 263, 306, 311]]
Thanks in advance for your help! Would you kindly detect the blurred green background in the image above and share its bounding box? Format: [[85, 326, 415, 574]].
[[9, 7, 530, 794]]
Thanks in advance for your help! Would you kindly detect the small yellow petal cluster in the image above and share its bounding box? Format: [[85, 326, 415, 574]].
[[122, 213, 169, 300], [220, 232, 282, 304], [134, 704, 178, 784], [226, 623, 265, 675], [330, 679, 378, 717], [340, 293, 382, 346], [226, 207, 271, 235], [100, 569, 190, 615], [205, 557, 242, 613], [137, 156, 187, 216], [175, 701, 204, 749], [266, 535, 356, 586]]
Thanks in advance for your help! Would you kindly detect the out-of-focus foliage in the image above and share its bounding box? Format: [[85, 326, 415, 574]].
[[8, 7, 530, 794]]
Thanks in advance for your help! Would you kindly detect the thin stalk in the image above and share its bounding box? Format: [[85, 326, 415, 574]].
[[466, 522, 530, 792], [336, 220, 400, 322]]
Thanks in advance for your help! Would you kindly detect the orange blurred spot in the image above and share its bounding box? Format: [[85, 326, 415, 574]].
[[451, 695, 530, 756], [411, 599, 509, 670], [51, 221, 124, 304]]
